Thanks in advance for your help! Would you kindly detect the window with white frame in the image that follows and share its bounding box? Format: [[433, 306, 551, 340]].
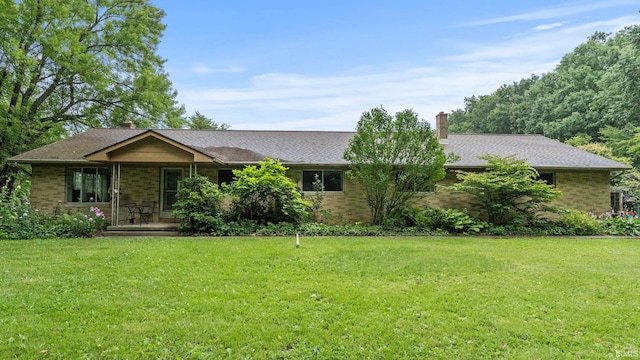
[[302, 170, 343, 192], [66, 167, 111, 203]]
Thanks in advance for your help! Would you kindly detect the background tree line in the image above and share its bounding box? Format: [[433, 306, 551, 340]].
[[448, 24, 640, 199]]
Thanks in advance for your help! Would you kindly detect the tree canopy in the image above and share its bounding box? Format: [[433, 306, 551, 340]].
[[449, 26, 640, 142], [343, 106, 450, 225], [187, 111, 230, 130], [0, 0, 185, 189]]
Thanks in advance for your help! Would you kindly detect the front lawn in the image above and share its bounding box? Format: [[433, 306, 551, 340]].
[[1, 237, 638, 359]]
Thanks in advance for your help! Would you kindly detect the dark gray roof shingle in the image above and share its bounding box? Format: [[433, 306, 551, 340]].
[[9, 128, 631, 170]]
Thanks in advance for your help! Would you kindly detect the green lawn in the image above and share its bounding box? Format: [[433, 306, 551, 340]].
[[1, 236, 639, 359]]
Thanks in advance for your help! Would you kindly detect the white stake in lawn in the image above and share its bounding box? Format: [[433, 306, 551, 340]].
[[296, 233, 299, 247]]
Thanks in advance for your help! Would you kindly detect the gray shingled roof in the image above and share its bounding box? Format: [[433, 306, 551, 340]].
[[444, 134, 631, 170], [9, 128, 631, 170]]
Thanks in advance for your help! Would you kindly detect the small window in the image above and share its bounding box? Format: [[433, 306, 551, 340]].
[[66, 167, 111, 203], [538, 172, 555, 186], [302, 170, 343, 192], [218, 169, 235, 185]]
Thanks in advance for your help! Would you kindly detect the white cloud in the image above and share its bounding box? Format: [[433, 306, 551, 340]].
[[533, 22, 567, 31]]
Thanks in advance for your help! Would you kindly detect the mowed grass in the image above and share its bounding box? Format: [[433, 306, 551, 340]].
[[1, 237, 639, 359]]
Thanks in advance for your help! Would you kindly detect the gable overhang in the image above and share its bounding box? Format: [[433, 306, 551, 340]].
[[84, 130, 218, 164]]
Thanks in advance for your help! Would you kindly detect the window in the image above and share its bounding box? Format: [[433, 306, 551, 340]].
[[302, 170, 343, 192], [218, 169, 235, 185], [66, 167, 111, 203], [538, 172, 555, 186], [395, 171, 436, 193]]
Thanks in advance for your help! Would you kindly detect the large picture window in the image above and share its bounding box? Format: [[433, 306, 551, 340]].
[[302, 170, 343, 192], [66, 167, 111, 203]]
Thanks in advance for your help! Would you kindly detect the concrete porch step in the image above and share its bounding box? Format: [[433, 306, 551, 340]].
[[104, 223, 181, 237]]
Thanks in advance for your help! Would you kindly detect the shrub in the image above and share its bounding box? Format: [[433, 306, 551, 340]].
[[54, 207, 107, 238], [225, 158, 309, 224], [211, 219, 259, 236], [0, 184, 54, 239], [172, 176, 225, 235], [450, 155, 562, 226], [560, 209, 601, 235], [599, 217, 640, 236], [405, 207, 486, 234]]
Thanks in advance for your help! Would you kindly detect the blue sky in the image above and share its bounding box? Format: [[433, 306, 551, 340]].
[[151, 0, 639, 130]]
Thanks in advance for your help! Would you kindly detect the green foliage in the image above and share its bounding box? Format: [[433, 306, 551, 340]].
[[0, 0, 185, 191], [451, 155, 562, 226], [225, 158, 309, 224], [344, 106, 450, 225], [210, 219, 259, 236], [559, 209, 601, 235], [172, 175, 225, 235], [599, 217, 640, 236], [406, 207, 487, 234], [0, 183, 53, 239], [449, 26, 640, 142], [53, 206, 107, 238], [187, 111, 230, 130]]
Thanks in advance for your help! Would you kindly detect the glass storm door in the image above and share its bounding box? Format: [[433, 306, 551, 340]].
[[161, 168, 183, 218]]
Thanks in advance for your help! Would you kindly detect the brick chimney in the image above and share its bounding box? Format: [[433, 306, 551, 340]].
[[436, 112, 448, 144], [121, 120, 136, 129]]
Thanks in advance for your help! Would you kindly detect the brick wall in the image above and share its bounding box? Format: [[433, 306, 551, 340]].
[[29, 164, 614, 225], [554, 171, 611, 215], [30, 165, 66, 215]]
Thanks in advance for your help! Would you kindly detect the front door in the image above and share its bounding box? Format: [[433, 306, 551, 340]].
[[161, 168, 183, 218]]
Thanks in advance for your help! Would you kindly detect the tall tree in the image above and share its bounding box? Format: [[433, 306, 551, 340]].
[[187, 111, 230, 130], [343, 106, 450, 225], [0, 0, 185, 190]]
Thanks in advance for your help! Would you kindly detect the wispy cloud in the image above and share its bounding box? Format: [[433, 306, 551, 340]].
[[466, 0, 636, 26], [191, 64, 245, 74]]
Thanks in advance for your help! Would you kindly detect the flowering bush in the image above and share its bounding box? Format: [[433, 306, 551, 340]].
[[54, 206, 107, 238], [0, 184, 54, 240]]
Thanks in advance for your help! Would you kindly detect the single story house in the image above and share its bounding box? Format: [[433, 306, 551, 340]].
[[9, 113, 631, 225]]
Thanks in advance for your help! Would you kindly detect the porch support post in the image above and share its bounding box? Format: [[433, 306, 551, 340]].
[[111, 163, 121, 226]]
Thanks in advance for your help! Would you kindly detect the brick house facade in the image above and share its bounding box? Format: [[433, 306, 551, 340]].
[[11, 114, 630, 225]]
